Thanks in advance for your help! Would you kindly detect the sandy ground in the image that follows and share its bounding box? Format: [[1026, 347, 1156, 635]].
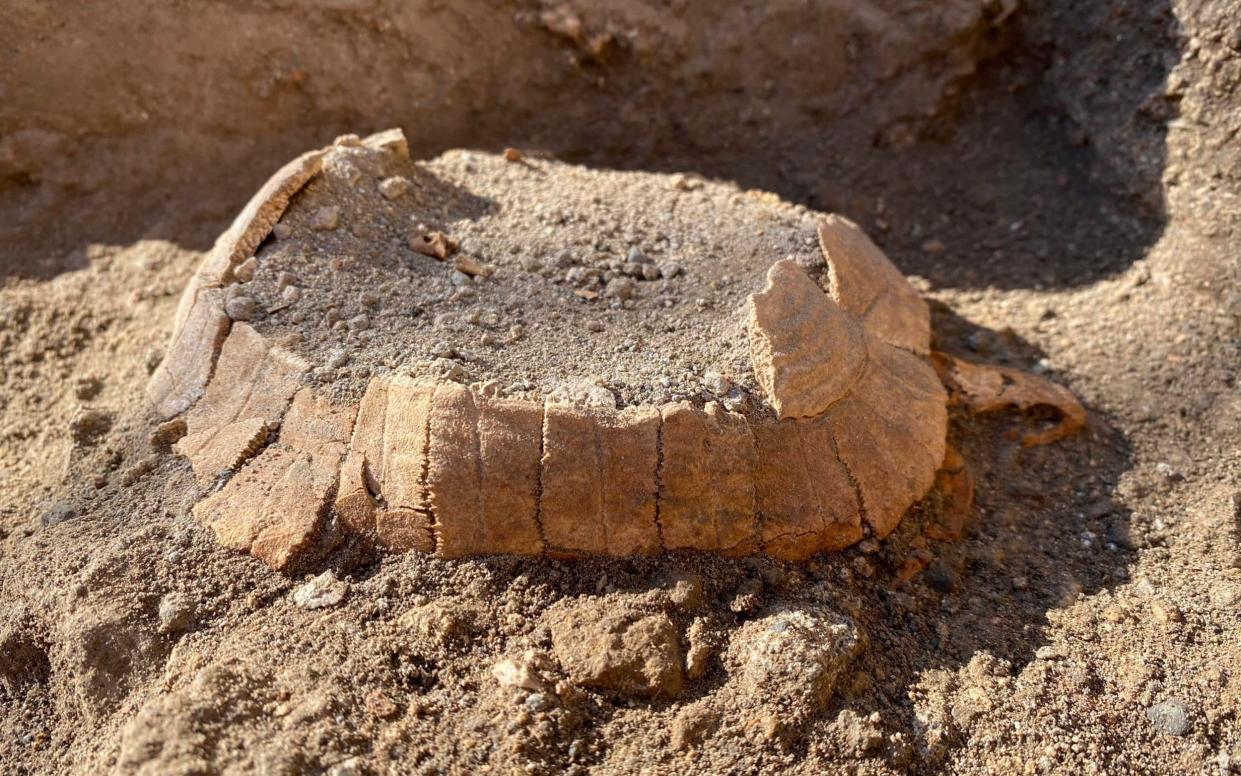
[[1, 1, 1238, 774]]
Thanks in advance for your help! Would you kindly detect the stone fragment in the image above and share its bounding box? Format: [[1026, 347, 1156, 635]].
[[492, 654, 551, 693], [378, 176, 410, 200], [224, 295, 258, 321], [310, 206, 340, 231], [726, 605, 862, 721], [659, 402, 758, 554], [548, 602, 683, 698], [157, 594, 195, 633], [818, 215, 931, 355], [1146, 699, 1190, 736], [453, 254, 493, 277], [362, 127, 410, 159], [293, 571, 349, 609], [745, 259, 866, 419]]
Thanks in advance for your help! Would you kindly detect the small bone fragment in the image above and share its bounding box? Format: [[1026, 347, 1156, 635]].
[[745, 260, 866, 419], [454, 255, 494, 277], [409, 231, 458, 259], [818, 215, 931, 355], [933, 354, 1086, 447]]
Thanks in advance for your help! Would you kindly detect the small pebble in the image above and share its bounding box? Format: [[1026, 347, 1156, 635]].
[[1146, 699, 1190, 736], [234, 257, 258, 282], [604, 277, 637, 300], [70, 407, 114, 445], [293, 571, 349, 610], [347, 314, 371, 332], [378, 176, 410, 200], [311, 206, 340, 231], [225, 295, 259, 321], [702, 370, 732, 395], [281, 285, 302, 304], [158, 593, 196, 633]]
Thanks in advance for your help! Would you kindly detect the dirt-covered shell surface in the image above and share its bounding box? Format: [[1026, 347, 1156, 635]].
[[150, 130, 947, 569]]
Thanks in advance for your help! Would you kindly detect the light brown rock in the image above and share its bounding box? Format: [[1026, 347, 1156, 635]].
[[548, 602, 684, 699], [818, 215, 931, 355]]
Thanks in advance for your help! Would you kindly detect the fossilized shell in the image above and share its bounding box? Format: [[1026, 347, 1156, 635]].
[[152, 130, 953, 569]]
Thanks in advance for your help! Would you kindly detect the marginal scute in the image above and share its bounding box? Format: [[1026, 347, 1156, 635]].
[[818, 214, 931, 356], [191, 389, 354, 571], [342, 376, 436, 554], [824, 342, 947, 538], [146, 130, 409, 422], [146, 285, 230, 419], [745, 259, 866, 420], [659, 402, 758, 555], [174, 323, 308, 483], [540, 403, 661, 557], [752, 416, 862, 561]]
